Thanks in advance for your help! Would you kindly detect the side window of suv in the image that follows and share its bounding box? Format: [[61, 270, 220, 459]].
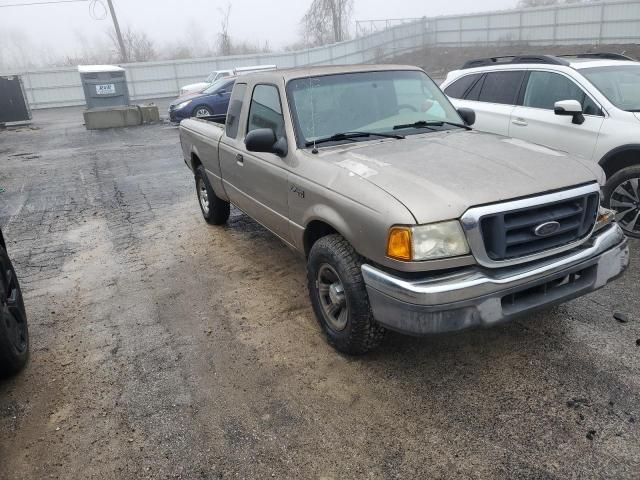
[[247, 84, 285, 138], [523, 71, 601, 115], [444, 73, 482, 99], [225, 83, 247, 139], [476, 71, 526, 105]]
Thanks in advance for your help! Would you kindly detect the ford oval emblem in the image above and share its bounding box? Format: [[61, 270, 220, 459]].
[[534, 221, 561, 237]]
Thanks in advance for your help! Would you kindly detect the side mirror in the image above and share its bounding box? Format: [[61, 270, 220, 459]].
[[245, 128, 288, 157], [554, 99, 585, 125], [457, 107, 476, 126]]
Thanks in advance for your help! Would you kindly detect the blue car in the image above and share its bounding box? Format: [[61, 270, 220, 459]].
[[169, 77, 236, 122]]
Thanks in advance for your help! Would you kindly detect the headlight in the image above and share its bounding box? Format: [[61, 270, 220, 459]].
[[595, 205, 615, 232], [176, 100, 192, 110], [386, 220, 470, 261]]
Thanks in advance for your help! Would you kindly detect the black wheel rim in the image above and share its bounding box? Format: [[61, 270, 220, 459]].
[[0, 261, 27, 354], [610, 177, 640, 235], [316, 264, 348, 332]]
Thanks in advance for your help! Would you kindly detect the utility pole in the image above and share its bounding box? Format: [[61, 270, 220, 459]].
[[106, 0, 127, 63]]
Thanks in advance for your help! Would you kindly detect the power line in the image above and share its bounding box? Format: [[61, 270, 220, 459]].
[[0, 0, 87, 7]]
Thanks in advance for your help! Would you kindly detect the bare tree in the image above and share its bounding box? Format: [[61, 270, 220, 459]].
[[218, 3, 232, 56], [302, 0, 353, 46], [109, 26, 156, 63]]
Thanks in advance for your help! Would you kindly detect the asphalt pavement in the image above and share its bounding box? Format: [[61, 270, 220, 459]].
[[0, 105, 638, 479]]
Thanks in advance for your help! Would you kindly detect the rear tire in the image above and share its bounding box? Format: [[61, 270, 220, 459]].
[[603, 165, 640, 238], [0, 244, 29, 377], [194, 165, 230, 225], [307, 234, 385, 355]]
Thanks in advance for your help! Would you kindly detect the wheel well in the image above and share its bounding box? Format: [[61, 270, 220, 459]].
[[304, 221, 338, 257], [0, 229, 5, 251], [191, 152, 202, 172], [600, 147, 640, 178]]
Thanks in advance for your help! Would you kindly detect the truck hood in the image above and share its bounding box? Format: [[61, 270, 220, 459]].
[[318, 130, 600, 224]]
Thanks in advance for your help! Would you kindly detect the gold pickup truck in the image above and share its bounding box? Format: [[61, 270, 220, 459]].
[[179, 65, 629, 354]]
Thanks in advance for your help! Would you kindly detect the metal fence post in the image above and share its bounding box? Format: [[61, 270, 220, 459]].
[[518, 10, 523, 43], [598, 2, 605, 45], [172, 63, 179, 95]]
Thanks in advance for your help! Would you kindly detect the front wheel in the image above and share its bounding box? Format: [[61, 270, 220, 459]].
[[192, 105, 212, 118], [307, 235, 385, 355], [603, 166, 640, 238], [0, 245, 29, 377]]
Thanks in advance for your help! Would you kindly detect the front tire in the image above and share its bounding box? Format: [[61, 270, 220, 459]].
[[307, 235, 385, 355], [603, 165, 640, 238], [192, 105, 212, 118], [194, 165, 230, 225], [0, 245, 29, 377]]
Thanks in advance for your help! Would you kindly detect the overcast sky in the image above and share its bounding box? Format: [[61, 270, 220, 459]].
[[0, 0, 517, 62]]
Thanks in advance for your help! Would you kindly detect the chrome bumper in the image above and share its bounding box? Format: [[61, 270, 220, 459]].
[[362, 224, 630, 335]]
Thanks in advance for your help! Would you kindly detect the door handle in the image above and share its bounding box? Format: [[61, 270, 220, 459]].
[[512, 118, 528, 126], [236, 153, 244, 166]]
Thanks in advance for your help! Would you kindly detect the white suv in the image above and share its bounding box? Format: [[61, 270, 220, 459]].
[[441, 53, 640, 237]]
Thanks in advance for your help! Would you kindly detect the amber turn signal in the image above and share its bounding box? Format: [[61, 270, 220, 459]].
[[386, 227, 412, 261]]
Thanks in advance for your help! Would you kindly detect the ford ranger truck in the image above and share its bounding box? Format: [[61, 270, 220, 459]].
[[179, 65, 629, 355]]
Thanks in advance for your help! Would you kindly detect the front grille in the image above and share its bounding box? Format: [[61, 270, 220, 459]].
[[480, 192, 599, 261]]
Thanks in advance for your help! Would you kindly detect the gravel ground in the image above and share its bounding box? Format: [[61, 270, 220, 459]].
[[0, 106, 638, 480]]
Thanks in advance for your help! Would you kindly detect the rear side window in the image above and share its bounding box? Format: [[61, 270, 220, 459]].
[[523, 71, 601, 115], [225, 83, 247, 139], [444, 74, 482, 99], [477, 71, 525, 105], [247, 84, 285, 138]]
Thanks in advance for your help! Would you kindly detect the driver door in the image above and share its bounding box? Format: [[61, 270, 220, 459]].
[[219, 83, 291, 242]]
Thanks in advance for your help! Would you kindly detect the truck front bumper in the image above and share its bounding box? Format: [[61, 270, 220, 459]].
[[362, 224, 629, 335]]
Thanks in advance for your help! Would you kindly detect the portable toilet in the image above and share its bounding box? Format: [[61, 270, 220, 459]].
[[78, 65, 130, 109]]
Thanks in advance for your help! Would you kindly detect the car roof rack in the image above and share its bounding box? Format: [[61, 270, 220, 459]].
[[461, 55, 570, 69], [557, 52, 636, 61]]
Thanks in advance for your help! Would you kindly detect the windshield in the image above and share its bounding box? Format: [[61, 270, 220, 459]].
[[202, 78, 234, 95], [205, 72, 217, 83], [581, 65, 640, 111], [287, 70, 464, 146]]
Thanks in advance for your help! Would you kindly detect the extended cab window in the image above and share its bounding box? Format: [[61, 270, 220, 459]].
[[477, 71, 525, 105], [225, 83, 247, 139], [247, 84, 285, 138], [444, 73, 482, 99], [523, 71, 601, 115]]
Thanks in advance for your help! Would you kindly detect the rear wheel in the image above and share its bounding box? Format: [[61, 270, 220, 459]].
[[194, 165, 230, 225], [307, 235, 385, 355], [603, 166, 640, 238], [0, 245, 29, 377], [192, 105, 212, 118]]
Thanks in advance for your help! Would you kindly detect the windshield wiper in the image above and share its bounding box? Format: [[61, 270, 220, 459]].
[[392, 120, 470, 131], [625, 109, 640, 112], [305, 131, 404, 147]]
